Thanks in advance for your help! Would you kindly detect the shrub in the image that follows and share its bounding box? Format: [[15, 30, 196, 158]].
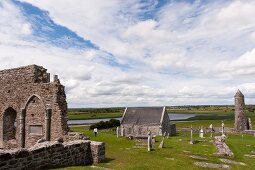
[[89, 119, 120, 130]]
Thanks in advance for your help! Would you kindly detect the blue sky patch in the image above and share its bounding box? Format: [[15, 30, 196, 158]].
[[13, 0, 97, 50]]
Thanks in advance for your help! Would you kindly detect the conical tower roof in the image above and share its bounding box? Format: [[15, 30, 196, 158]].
[[234, 89, 244, 97]]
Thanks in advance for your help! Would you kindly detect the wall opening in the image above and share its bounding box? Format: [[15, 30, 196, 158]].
[[25, 95, 46, 147], [3, 107, 17, 141]]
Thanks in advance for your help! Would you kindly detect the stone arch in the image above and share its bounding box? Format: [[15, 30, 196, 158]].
[[24, 94, 46, 110], [3, 107, 17, 141], [24, 95, 47, 147]]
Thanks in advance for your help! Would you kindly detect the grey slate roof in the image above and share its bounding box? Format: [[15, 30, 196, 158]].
[[121, 107, 165, 125]]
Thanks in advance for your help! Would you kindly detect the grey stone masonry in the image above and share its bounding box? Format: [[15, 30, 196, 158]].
[[0, 140, 105, 170], [0, 65, 69, 149], [234, 90, 249, 131]]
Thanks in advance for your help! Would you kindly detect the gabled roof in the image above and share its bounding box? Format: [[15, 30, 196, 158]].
[[121, 107, 166, 125]]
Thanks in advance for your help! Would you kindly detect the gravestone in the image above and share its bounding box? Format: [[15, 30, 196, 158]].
[[199, 127, 204, 138], [209, 124, 213, 138], [159, 133, 166, 148], [248, 118, 252, 130], [147, 131, 152, 151], [116, 127, 119, 138], [190, 125, 194, 144], [221, 121, 226, 137]]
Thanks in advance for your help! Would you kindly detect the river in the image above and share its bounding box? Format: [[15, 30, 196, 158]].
[[67, 113, 198, 125]]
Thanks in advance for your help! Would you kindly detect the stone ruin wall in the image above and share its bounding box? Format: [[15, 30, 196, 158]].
[[0, 140, 105, 170], [122, 124, 160, 137], [0, 65, 69, 148]]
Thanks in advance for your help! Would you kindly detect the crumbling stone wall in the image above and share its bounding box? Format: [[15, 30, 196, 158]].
[[0, 140, 105, 170], [0, 65, 69, 149]]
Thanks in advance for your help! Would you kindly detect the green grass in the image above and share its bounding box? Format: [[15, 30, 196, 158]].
[[54, 125, 255, 170]]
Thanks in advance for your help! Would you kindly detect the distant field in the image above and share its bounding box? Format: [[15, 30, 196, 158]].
[[67, 106, 255, 121], [54, 126, 255, 170]]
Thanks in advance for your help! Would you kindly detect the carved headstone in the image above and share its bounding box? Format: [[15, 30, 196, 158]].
[[158, 136, 165, 149], [221, 121, 226, 137], [248, 118, 252, 130], [234, 90, 248, 131], [190, 125, 194, 144], [199, 127, 204, 138], [159, 132, 166, 148], [147, 131, 152, 151], [209, 124, 213, 138], [116, 127, 119, 138]]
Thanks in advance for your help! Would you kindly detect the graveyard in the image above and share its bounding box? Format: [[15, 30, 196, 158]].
[[1, 1, 255, 169], [56, 124, 255, 170]]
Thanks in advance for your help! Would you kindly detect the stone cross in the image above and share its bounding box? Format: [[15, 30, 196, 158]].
[[116, 127, 119, 138], [167, 133, 169, 139], [221, 121, 226, 137], [147, 131, 152, 151], [190, 125, 193, 144], [209, 124, 213, 138]]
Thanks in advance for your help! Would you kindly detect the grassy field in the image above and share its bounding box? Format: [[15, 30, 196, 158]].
[[54, 124, 255, 170], [68, 106, 254, 120], [59, 107, 255, 169]]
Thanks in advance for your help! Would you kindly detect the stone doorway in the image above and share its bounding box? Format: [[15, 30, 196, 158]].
[[24, 95, 46, 148], [3, 107, 17, 141]]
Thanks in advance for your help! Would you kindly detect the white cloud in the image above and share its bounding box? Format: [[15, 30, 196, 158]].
[[1, 0, 255, 107]]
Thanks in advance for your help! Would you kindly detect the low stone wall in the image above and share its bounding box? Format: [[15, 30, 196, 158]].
[[0, 140, 105, 170]]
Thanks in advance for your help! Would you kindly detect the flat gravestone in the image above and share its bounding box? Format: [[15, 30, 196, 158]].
[[219, 159, 246, 166], [90, 165, 113, 170], [244, 154, 255, 158], [194, 162, 230, 169], [189, 155, 208, 160], [166, 157, 175, 161]]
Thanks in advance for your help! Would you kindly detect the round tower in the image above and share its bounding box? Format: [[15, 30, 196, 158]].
[[234, 89, 248, 131]]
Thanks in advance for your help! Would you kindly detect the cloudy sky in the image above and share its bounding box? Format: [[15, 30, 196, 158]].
[[0, 0, 255, 107]]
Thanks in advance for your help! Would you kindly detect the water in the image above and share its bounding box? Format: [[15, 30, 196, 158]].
[[67, 113, 197, 125]]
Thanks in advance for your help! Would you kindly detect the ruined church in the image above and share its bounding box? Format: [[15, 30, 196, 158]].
[[0, 65, 69, 148]]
